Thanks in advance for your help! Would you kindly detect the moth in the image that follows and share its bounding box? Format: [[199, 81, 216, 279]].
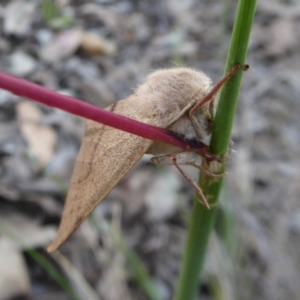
[[47, 65, 242, 252]]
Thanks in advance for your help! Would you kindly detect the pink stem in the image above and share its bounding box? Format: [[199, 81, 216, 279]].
[[0, 71, 189, 150]]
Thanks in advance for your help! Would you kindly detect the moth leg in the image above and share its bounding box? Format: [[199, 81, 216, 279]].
[[151, 154, 210, 209], [167, 99, 196, 127], [215, 140, 233, 164], [171, 157, 210, 209], [189, 113, 209, 139], [183, 160, 224, 178], [150, 151, 183, 165], [151, 152, 223, 177], [203, 140, 233, 165]]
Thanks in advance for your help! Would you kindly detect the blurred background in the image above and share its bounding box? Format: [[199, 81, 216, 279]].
[[0, 0, 300, 299]]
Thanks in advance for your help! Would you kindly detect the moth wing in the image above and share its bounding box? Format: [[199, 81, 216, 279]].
[[47, 98, 153, 252]]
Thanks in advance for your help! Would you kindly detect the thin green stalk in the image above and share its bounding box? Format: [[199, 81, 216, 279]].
[[175, 1, 257, 300]]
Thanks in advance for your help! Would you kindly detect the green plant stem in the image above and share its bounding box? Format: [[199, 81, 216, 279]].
[[175, 1, 257, 300]]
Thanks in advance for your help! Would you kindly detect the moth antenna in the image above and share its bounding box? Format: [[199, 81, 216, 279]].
[[189, 64, 244, 115]]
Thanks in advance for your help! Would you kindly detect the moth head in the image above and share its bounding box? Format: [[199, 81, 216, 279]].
[[135, 67, 214, 130]]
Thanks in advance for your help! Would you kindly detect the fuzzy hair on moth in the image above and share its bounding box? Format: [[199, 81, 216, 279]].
[[47, 65, 243, 252]]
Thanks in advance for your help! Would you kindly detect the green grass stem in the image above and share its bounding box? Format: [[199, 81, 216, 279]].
[[174, 1, 257, 300]]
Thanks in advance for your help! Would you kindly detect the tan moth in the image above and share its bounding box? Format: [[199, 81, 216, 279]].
[[47, 65, 242, 252]]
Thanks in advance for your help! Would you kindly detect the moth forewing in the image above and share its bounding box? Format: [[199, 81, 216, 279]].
[[47, 99, 153, 252], [48, 68, 214, 252]]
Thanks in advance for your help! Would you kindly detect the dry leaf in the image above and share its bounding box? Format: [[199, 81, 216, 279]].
[[265, 19, 296, 57], [0, 213, 56, 249], [80, 32, 117, 56], [8, 51, 36, 76], [0, 237, 30, 299], [0, 211, 57, 249], [4, 0, 36, 36], [17, 101, 57, 165], [40, 28, 82, 64]]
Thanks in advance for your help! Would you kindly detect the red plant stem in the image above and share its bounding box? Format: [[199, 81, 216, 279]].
[[0, 71, 189, 150]]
